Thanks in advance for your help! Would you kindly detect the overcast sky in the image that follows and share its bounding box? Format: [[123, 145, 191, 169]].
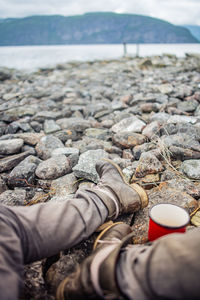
[[0, 0, 200, 25]]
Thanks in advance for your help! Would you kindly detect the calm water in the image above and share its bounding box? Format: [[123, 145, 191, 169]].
[[0, 44, 200, 71]]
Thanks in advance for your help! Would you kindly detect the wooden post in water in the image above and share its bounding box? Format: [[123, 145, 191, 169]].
[[123, 42, 127, 57], [136, 43, 140, 57]]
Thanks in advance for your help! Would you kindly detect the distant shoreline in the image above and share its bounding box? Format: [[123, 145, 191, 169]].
[[0, 44, 200, 71]]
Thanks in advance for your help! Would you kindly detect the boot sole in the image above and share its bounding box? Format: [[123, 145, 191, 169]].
[[103, 158, 149, 209]]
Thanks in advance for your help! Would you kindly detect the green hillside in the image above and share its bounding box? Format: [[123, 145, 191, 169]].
[[0, 12, 198, 46]]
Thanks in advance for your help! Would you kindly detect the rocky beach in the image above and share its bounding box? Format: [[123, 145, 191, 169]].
[[0, 53, 200, 299]]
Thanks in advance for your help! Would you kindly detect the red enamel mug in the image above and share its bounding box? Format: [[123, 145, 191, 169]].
[[148, 203, 190, 241]]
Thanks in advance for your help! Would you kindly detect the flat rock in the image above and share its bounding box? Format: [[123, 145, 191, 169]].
[[148, 184, 198, 214], [44, 120, 61, 134], [133, 143, 156, 160], [0, 150, 33, 172], [8, 155, 41, 187], [73, 149, 108, 183], [112, 132, 146, 149], [51, 147, 79, 167], [35, 135, 65, 160], [0, 133, 45, 146], [156, 83, 173, 94], [191, 210, 200, 227], [0, 68, 11, 81], [0, 189, 26, 206], [72, 137, 112, 154], [181, 159, 200, 180], [142, 121, 160, 139], [135, 152, 164, 177], [36, 155, 71, 180], [51, 173, 78, 197], [131, 173, 160, 189], [166, 178, 200, 199], [16, 133, 45, 146], [150, 112, 170, 124], [0, 138, 24, 155], [177, 99, 199, 112], [169, 146, 200, 160], [54, 130, 78, 142], [0, 176, 7, 194], [161, 134, 200, 152], [33, 111, 62, 122], [84, 128, 109, 140], [56, 117, 90, 132], [159, 123, 200, 141], [111, 116, 146, 134], [122, 162, 139, 182], [167, 115, 198, 124]]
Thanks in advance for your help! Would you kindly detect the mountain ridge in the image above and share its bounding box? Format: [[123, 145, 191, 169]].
[[183, 25, 200, 42], [0, 12, 198, 46]]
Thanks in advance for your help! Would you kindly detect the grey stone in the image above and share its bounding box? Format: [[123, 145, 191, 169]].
[[169, 146, 200, 160], [8, 155, 41, 187], [84, 128, 109, 140], [101, 119, 114, 128], [122, 161, 139, 182], [166, 178, 200, 199], [33, 111, 62, 122], [72, 137, 112, 154], [0, 150, 33, 172], [51, 173, 78, 197], [140, 103, 160, 113], [0, 176, 7, 194], [159, 123, 200, 140], [21, 145, 36, 155], [150, 112, 170, 124], [30, 121, 43, 133], [114, 112, 133, 123], [181, 160, 200, 180], [44, 120, 61, 134], [161, 134, 200, 152], [177, 99, 199, 112], [35, 135, 65, 160], [17, 121, 32, 132], [51, 147, 79, 167], [56, 117, 90, 132], [148, 184, 198, 214], [0, 138, 24, 155], [54, 130, 78, 142], [5, 122, 19, 134], [0, 189, 26, 206], [167, 115, 198, 124], [142, 121, 160, 139], [84, 102, 110, 117], [111, 116, 146, 134], [0, 69, 11, 81], [112, 132, 146, 149], [73, 149, 108, 183], [35, 155, 71, 180], [133, 143, 156, 160], [135, 152, 164, 177], [156, 84, 173, 94], [0, 133, 44, 146]]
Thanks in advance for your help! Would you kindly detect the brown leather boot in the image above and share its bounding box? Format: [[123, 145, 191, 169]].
[[56, 222, 134, 300], [87, 159, 148, 219]]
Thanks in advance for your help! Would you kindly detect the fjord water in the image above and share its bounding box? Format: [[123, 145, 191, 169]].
[[0, 43, 200, 71]]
